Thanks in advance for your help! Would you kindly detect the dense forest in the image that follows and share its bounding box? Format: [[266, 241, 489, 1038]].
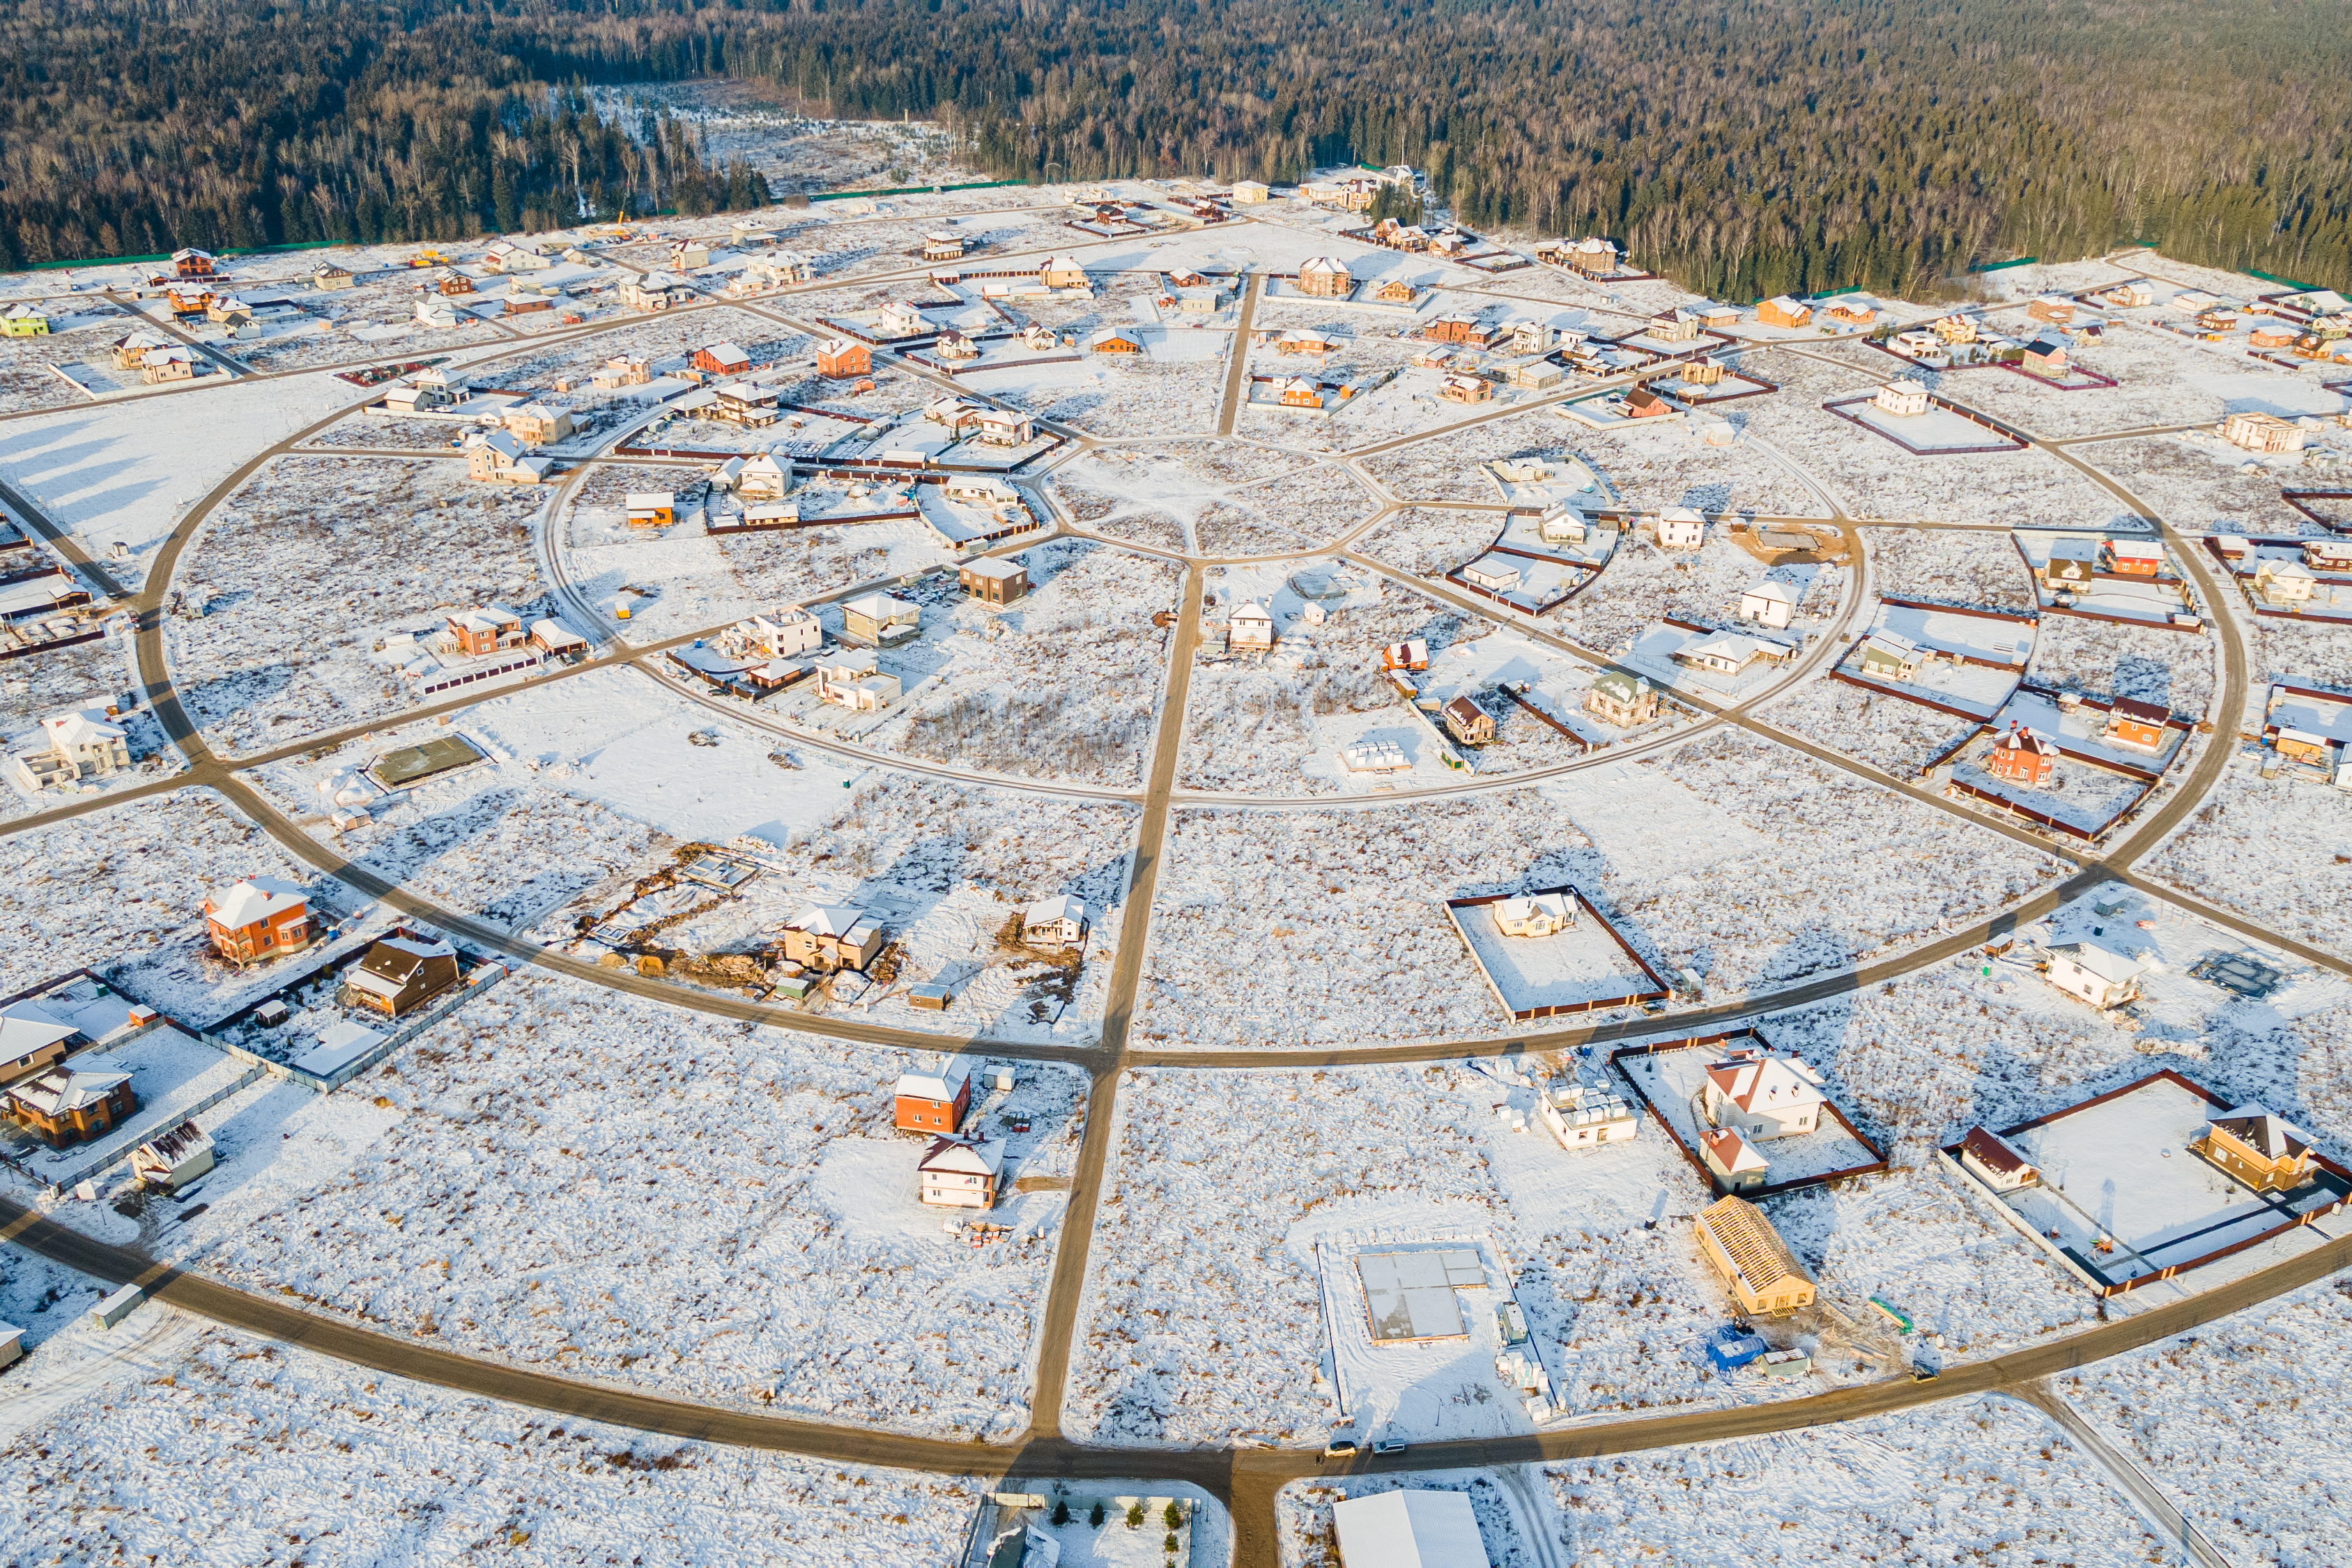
[[2, 0, 2349, 301]]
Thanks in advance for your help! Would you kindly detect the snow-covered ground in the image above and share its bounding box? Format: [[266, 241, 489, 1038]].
[[128, 969, 1091, 1440], [2145, 745, 2352, 959], [0, 1305, 988, 1567]]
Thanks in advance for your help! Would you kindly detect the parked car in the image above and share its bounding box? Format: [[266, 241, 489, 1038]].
[[1371, 1438, 1409, 1455], [1320, 1436, 1359, 1459]]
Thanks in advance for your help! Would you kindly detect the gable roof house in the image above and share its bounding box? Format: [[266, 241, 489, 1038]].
[[918, 1135, 1004, 1208], [1958, 1126, 2040, 1192], [2045, 941, 2151, 1009], [12, 709, 132, 793], [203, 878, 314, 964], [894, 1054, 972, 1133], [693, 341, 752, 377], [3, 1056, 135, 1148], [0, 1000, 86, 1088], [1492, 892, 1573, 939], [735, 453, 794, 501], [1442, 694, 1496, 745], [816, 338, 872, 378], [2103, 696, 2171, 751], [1296, 256, 1353, 298], [843, 592, 921, 647], [341, 931, 462, 1017], [1701, 1126, 1771, 1191], [2196, 1104, 2317, 1192], [1756, 295, 1812, 328], [1856, 629, 1924, 682], [781, 903, 885, 974], [1739, 580, 1796, 628], [1023, 894, 1089, 949], [1584, 672, 1657, 728], [1331, 1490, 1493, 1568], [1699, 1047, 1827, 1141], [1227, 601, 1275, 651], [1986, 723, 2057, 786]]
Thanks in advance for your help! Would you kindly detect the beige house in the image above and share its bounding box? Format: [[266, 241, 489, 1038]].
[[735, 453, 794, 501], [1875, 378, 1930, 417], [1584, 672, 1657, 727], [1227, 602, 1275, 650], [11, 710, 131, 793], [780, 902, 884, 971], [1701, 1126, 1771, 1191], [843, 593, 921, 647], [2045, 941, 2151, 1009], [1491, 892, 1572, 938], [1022, 893, 1089, 948], [2254, 559, 2316, 604], [503, 403, 573, 445], [1739, 580, 1795, 629], [1656, 507, 1705, 548], [1700, 1047, 1827, 1141], [816, 651, 902, 711], [1695, 1195, 1817, 1315], [918, 1135, 1004, 1208]]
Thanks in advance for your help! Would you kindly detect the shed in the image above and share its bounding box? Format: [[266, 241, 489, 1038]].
[[130, 1119, 217, 1192], [1958, 1126, 2039, 1192]]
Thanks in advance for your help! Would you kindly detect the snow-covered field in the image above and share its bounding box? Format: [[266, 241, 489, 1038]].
[[2060, 1276, 2352, 1568], [157, 969, 1091, 1439], [0, 1306, 987, 1567], [168, 452, 553, 753], [2145, 747, 2352, 959]]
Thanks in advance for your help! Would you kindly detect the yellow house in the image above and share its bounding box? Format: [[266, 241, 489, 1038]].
[[1, 305, 49, 336], [1694, 1195, 1817, 1315], [2195, 1105, 2316, 1192]]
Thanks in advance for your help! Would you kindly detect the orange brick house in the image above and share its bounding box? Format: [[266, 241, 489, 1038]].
[[3, 1057, 135, 1148], [2103, 698, 2169, 752], [1986, 724, 2056, 786], [894, 1054, 972, 1134], [816, 339, 871, 378], [203, 878, 314, 964]]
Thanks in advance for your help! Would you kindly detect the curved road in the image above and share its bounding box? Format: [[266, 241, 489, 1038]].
[[3, 245, 2342, 1564]]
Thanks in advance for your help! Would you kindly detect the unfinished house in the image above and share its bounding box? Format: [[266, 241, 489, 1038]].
[[625, 491, 677, 528], [1756, 296, 1812, 328], [1583, 672, 1657, 727], [2045, 941, 2151, 1009], [2221, 410, 2306, 454], [1022, 893, 1089, 949], [10, 710, 131, 793], [130, 1119, 217, 1192], [737, 606, 824, 659], [781, 903, 885, 973], [1296, 256, 1353, 298], [1694, 1195, 1817, 1315], [815, 650, 901, 712]]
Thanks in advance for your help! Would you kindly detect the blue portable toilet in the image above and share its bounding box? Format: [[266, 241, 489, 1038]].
[[1706, 1325, 1767, 1373]]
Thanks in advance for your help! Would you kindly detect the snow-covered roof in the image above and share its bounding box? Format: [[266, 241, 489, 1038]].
[[205, 877, 307, 930], [344, 932, 456, 997], [530, 618, 587, 649], [1230, 601, 1273, 623], [1705, 1048, 1824, 1115], [1960, 1126, 2034, 1176], [700, 340, 748, 362], [1025, 893, 1087, 927], [790, 903, 875, 939], [918, 1135, 1003, 1178], [2210, 1103, 2312, 1161], [1861, 629, 1921, 659], [1742, 580, 1795, 606], [624, 491, 675, 509], [42, 711, 125, 750], [6, 1056, 130, 1116], [1494, 892, 1570, 927], [844, 592, 918, 621], [1331, 1490, 1491, 1568], [0, 999, 82, 1058], [896, 1054, 973, 1103], [136, 1119, 214, 1169], [1298, 255, 1349, 275], [293, 1020, 387, 1077], [2050, 941, 2151, 985], [1703, 1126, 1770, 1175]]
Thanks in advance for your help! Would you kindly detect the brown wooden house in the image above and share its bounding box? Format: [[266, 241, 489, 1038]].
[[172, 247, 216, 279], [341, 931, 462, 1017], [2197, 1105, 2316, 1192], [1441, 695, 1495, 745], [959, 557, 1028, 605]]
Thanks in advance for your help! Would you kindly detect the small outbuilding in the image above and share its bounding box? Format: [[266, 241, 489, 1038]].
[[130, 1119, 216, 1192]]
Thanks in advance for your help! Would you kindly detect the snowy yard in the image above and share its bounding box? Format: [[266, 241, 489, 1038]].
[[2029, 610, 2217, 715], [1859, 525, 2038, 610], [2145, 748, 2352, 959], [2059, 1277, 2352, 1568], [1757, 677, 1981, 776]]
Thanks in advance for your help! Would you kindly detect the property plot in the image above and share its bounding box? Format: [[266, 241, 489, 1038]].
[[1357, 506, 1523, 576], [0, 786, 335, 1016], [1551, 530, 1804, 661], [1611, 1034, 1886, 1194], [1512, 1397, 2169, 1567], [2029, 608, 2217, 715], [1951, 1070, 2350, 1296], [187, 970, 1089, 1439], [1448, 889, 1666, 1020], [1349, 410, 1609, 503], [1756, 677, 1984, 776], [2144, 747, 2352, 959], [1823, 393, 2025, 455], [0, 1319, 985, 1566], [1946, 735, 2151, 840], [166, 453, 550, 754], [1858, 526, 2038, 610], [2012, 528, 2204, 630], [981, 339, 1231, 438]]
